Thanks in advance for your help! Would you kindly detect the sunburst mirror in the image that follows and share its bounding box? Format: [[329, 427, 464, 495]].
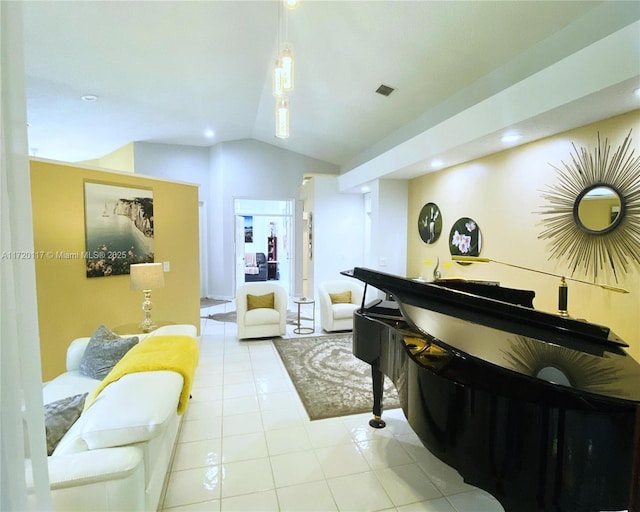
[[538, 130, 640, 282]]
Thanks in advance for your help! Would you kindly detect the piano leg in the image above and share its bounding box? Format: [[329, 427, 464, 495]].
[[369, 366, 386, 429]]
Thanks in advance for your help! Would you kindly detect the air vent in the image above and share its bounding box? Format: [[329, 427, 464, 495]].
[[375, 84, 395, 97]]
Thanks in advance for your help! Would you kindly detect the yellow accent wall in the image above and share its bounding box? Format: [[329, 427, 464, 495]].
[[30, 159, 200, 381], [407, 110, 640, 360]]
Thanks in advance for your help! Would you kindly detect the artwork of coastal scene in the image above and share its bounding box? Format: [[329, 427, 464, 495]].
[[84, 182, 154, 278]]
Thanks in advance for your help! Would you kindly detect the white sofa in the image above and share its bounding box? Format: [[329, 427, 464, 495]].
[[27, 324, 198, 512], [318, 279, 366, 332]]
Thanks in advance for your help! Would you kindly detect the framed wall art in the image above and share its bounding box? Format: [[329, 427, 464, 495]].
[[449, 217, 482, 259], [418, 202, 442, 244], [244, 216, 254, 243], [84, 181, 154, 278]]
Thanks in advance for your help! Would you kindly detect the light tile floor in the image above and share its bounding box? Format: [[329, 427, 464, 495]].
[[160, 301, 504, 512]]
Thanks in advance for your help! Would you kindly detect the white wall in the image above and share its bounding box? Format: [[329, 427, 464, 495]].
[[212, 139, 339, 298], [136, 138, 339, 299], [134, 141, 209, 200], [369, 179, 408, 277], [306, 175, 366, 298]]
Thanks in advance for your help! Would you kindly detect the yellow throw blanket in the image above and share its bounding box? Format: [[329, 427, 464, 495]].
[[85, 335, 199, 415]]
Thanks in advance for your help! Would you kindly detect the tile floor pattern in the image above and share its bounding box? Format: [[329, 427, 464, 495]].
[[160, 301, 505, 512]]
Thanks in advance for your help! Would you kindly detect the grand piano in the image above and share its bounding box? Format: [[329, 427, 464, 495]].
[[346, 267, 640, 512]]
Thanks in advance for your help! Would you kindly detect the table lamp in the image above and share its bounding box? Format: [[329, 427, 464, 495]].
[[130, 263, 165, 332]]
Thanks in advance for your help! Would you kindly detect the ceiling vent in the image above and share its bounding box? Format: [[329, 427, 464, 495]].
[[375, 84, 395, 97]]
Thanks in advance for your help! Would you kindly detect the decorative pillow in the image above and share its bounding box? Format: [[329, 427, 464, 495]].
[[44, 393, 88, 455], [329, 291, 352, 304], [247, 292, 275, 311], [79, 325, 139, 380]]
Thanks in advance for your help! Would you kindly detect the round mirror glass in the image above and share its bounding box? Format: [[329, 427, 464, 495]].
[[575, 186, 622, 233]]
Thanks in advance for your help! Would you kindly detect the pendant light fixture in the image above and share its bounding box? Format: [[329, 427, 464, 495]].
[[272, 58, 284, 97], [280, 45, 294, 92], [275, 95, 290, 139], [272, 0, 298, 139]]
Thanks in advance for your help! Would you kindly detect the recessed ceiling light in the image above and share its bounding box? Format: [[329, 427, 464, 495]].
[[361, 185, 370, 193], [81, 94, 98, 102], [204, 129, 215, 139], [501, 131, 522, 144], [634, 87, 640, 98], [430, 158, 444, 169]]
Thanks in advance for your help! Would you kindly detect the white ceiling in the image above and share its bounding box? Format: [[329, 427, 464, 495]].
[[22, 1, 640, 181]]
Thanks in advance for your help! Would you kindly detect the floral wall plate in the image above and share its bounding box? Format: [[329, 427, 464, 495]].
[[449, 217, 482, 259], [418, 202, 442, 244]]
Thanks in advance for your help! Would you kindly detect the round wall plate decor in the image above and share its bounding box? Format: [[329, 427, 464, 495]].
[[418, 203, 442, 244], [449, 217, 482, 259]]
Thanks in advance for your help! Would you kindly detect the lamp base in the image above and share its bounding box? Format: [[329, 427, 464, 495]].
[[138, 318, 157, 333], [139, 290, 156, 333], [557, 277, 570, 317]]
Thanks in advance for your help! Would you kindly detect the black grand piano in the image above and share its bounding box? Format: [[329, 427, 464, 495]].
[[346, 267, 640, 512]]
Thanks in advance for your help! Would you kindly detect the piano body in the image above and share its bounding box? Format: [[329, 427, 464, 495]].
[[347, 267, 640, 512]]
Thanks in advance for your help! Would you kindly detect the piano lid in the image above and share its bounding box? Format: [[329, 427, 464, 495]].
[[344, 267, 629, 357]]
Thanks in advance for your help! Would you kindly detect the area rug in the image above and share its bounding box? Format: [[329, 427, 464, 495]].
[[200, 298, 230, 309], [273, 333, 400, 420], [206, 310, 310, 326]]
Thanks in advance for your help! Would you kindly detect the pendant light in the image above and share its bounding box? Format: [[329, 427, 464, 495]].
[[273, 0, 298, 138], [272, 58, 284, 97], [280, 46, 294, 92], [275, 96, 290, 139]]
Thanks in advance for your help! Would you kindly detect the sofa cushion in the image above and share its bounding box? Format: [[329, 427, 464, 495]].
[[245, 308, 280, 326], [329, 291, 352, 304], [333, 303, 358, 320], [43, 371, 100, 405], [44, 393, 88, 455], [79, 325, 139, 380], [247, 292, 275, 311], [76, 371, 183, 450]]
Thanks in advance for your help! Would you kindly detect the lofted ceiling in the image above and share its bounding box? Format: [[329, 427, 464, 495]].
[[22, 1, 640, 179]]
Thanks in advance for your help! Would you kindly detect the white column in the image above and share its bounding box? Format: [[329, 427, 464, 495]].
[[1, 2, 51, 510]]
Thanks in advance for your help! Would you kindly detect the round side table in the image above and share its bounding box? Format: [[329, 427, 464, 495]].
[[293, 297, 315, 334]]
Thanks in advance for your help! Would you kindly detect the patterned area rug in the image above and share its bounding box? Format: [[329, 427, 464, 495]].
[[206, 310, 310, 325], [273, 333, 400, 420], [200, 298, 230, 309]]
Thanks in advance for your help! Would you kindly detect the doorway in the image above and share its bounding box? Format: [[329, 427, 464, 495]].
[[199, 200, 209, 298], [233, 198, 295, 296]]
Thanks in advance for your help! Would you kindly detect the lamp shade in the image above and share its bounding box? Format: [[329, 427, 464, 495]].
[[130, 263, 165, 291]]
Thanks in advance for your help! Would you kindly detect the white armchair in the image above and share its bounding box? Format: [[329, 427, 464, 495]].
[[318, 280, 365, 332], [236, 282, 288, 340]]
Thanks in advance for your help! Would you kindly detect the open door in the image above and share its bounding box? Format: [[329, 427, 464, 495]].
[[233, 199, 295, 297], [234, 215, 245, 291]]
